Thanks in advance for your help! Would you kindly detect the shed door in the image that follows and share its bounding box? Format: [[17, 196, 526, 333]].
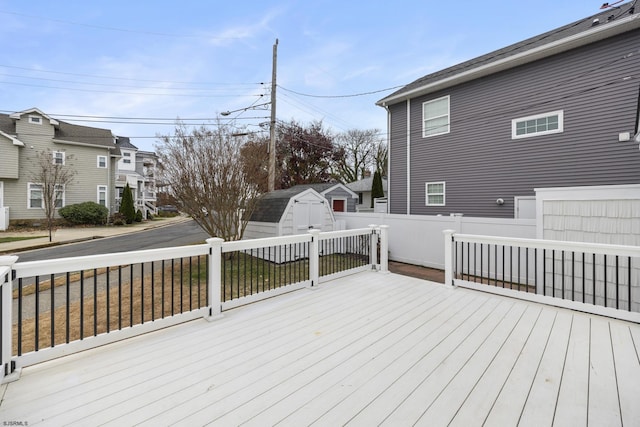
[[332, 199, 345, 212], [293, 200, 324, 233]]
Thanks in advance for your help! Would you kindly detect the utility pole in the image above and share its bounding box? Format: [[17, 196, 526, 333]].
[[268, 39, 278, 192]]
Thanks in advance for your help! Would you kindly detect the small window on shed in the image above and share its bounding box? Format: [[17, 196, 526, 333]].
[[29, 115, 42, 124]]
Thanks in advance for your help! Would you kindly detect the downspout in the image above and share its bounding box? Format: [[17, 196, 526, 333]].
[[383, 103, 391, 214], [406, 99, 411, 215]]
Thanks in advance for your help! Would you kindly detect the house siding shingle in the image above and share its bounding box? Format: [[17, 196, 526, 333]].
[[389, 29, 640, 218]]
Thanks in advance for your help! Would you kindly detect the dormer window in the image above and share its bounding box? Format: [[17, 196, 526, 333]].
[[29, 115, 42, 125]]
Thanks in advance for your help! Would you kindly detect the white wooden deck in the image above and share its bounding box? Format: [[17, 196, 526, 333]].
[[1, 271, 639, 426]]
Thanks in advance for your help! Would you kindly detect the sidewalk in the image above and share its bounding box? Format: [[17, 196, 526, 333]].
[[0, 215, 192, 254]]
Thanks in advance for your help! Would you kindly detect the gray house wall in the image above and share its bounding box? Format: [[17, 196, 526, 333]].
[[388, 102, 408, 214], [387, 28, 640, 218]]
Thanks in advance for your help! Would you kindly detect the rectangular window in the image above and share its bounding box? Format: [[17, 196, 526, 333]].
[[29, 115, 41, 124], [358, 192, 363, 205], [98, 185, 107, 207], [97, 156, 107, 168], [512, 110, 563, 139], [54, 185, 64, 208], [426, 182, 445, 206], [28, 183, 64, 208], [423, 96, 450, 137], [123, 159, 131, 164], [53, 151, 65, 165], [28, 183, 43, 209], [123, 152, 131, 157]]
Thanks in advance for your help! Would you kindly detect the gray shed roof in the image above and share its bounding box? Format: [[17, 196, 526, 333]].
[[249, 184, 337, 223], [378, 2, 638, 105]]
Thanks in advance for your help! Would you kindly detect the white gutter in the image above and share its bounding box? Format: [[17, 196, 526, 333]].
[[52, 139, 117, 149], [377, 13, 640, 106]]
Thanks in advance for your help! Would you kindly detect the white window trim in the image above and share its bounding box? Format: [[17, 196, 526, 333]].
[[28, 182, 43, 209], [97, 155, 107, 168], [53, 151, 65, 165], [29, 115, 42, 124], [512, 110, 564, 139], [28, 182, 65, 209], [97, 185, 108, 207], [55, 184, 65, 208], [422, 95, 450, 138], [425, 181, 446, 206]]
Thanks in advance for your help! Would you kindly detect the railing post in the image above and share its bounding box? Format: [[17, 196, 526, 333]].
[[206, 238, 224, 321], [379, 225, 390, 274], [308, 229, 320, 288], [443, 230, 456, 287], [0, 256, 18, 383], [368, 224, 378, 270]]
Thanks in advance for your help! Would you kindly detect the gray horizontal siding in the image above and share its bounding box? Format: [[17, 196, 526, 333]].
[[388, 103, 407, 214], [388, 29, 640, 217]]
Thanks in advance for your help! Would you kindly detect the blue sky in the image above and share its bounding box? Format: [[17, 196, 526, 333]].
[[0, 0, 619, 152]]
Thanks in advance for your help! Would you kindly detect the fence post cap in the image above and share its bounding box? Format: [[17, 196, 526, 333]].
[[442, 229, 456, 236], [378, 224, 389, 229], [0, 255, 19, 266], [308, 228, 320, 236], [206, 237, 225, 246]]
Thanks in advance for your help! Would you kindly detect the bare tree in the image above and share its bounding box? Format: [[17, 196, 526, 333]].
[[30, 149, 76, 241], [333, 129, 386, 182], [374, 138, 388, 178], [156, 122, 261, 241]]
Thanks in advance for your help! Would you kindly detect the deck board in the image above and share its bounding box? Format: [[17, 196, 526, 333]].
[[552, 313, 590, 426], [1, 271, 639, 427]]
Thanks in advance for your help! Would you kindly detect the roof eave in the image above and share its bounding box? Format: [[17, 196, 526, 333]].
[[52, 139, 116, 150], [0, 130, 25, 146], [9, 108, 60, 126], [377, 13, 640, 107]]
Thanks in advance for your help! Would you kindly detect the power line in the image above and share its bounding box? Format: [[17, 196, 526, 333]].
[[0, 10, 240, 39], [2, 81, 265, 98], [0, 73, 264, 92], [0, 64, 266, 86], [278, 85, 404, 98]]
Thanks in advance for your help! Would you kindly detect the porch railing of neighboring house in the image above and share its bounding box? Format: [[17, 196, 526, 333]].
[[0, 226, 388, 383], [443, 230, 640, 323]]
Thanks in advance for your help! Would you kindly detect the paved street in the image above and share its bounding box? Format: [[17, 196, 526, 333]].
[[1, 216, 209, 260]]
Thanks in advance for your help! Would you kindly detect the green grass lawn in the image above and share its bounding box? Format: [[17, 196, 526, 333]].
[[0, 235, 47, 244]]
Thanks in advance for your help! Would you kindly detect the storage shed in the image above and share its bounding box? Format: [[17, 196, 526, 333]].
[[244, 183, 357, 240]]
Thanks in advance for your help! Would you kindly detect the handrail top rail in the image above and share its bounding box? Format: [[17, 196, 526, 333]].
[[318, 228, 375, 240], [13, 244, 209, 278], [222, 234, 311, 252], [452, 233, 640, 257]]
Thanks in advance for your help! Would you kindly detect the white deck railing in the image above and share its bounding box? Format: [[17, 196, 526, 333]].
[[443, 230, 640, 323], [0, 226, 389, 383]]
